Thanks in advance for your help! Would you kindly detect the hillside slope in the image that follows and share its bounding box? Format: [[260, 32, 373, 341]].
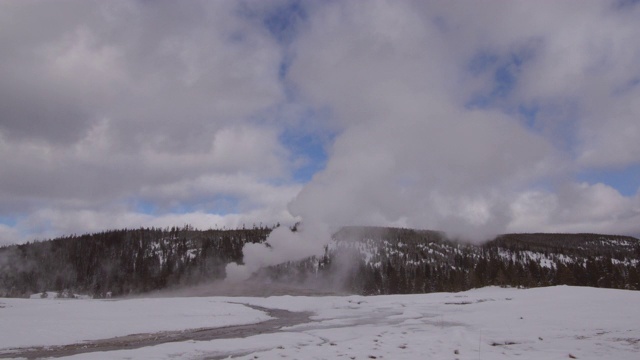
[[1, 226, 639, 297]]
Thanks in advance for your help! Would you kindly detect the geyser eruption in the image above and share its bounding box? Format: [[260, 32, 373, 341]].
[[225, 221, 331, 282], [224, 1, 584, 281]]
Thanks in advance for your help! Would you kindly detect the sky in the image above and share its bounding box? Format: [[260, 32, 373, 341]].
[[1, 0, 639, 245]]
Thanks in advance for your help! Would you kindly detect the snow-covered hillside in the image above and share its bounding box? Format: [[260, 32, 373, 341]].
[[3, 227, 639, 298], [267, 228, 640, 294], [1, 286, 638, 359]]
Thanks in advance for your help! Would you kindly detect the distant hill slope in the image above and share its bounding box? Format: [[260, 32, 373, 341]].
[[0, 226, 271, 298], [261, 227, 640, 294], [1, 226, 639, 297]]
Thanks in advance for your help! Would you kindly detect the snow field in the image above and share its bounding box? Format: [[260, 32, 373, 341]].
[[1, 286, 639, 359], [0, 297, 271, 350], [233, 286, 640, 359]]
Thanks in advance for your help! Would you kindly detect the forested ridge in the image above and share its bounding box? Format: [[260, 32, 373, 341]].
[[1, 225, 639, 297], [310, 227, 640, 294], [0, 225, 271, 297]]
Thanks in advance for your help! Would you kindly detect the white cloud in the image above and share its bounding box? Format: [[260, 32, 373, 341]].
[[1, 0, 640, 246], [0, 1, 298, 243], [286, 0, 560, 240], [6, 203, 299, 245], [0, 224, 21, 247], [433, 1, 640, 169], [509, 182, 640, 235], [280, 0, 640, 240]]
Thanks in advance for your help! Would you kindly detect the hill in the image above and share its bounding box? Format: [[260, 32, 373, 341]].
[[1, 226, 638, 297]]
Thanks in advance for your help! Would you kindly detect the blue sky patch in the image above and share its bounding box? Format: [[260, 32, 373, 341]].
[[578, 164, 640, 197], [614, 0, 640, 10], [279, 56, 291, 80], [493, 61, 518, 98], [263, 0, 306, 45], [134, 200, 157, 215], [466, 47, 536, 109], [612, 76, 640, 96], [205, 194, 243, 215], [279, 113, 335, 184], [517, 104, 540, 131], [136, 195, 245, 216], [468, 51, 498, 75], [281, 129, 330, 183], [0, 215, 18, 227]]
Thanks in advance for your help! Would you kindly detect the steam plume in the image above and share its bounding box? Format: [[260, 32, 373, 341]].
[[225, 221, 331, 282]]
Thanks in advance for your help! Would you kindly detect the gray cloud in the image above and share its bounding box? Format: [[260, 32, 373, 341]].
[[0, 1, 298, 244], [1, 0, 640, 248], [281, 0, 640, 240], [285, 1, 559, 240], [509, 182, 640, 235]]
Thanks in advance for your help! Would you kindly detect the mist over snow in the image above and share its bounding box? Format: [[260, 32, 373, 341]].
[[1, 0, 640, 259]]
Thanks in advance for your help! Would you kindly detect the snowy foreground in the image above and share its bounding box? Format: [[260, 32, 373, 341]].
[[1, 286, 639, 359]]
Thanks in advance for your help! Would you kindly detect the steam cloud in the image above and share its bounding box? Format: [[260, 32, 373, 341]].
[[225, 222, 331, 282], [226, 0, 640, 281]]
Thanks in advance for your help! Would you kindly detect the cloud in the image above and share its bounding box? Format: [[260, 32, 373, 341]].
[[509, 182, 640, 235], [0, 0, 285, 146], [429, 0, 640, 169], [280, 0, 640, 239], [284, 0, 559, 240], [1, 0, 640, 249], [0, 1, 300, 243], [0, 224, 20, 247], [6, 201, 299, 245]]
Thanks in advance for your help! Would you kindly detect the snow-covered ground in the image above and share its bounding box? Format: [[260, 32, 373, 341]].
[[1, 286, 639, 359], [0, 296, 270, 350]]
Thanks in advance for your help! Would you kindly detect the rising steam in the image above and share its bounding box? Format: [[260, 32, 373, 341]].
[[224, 0, 640, 281], [225, 222, 331, 282]]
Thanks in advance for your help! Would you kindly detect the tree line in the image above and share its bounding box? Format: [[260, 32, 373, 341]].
[[265, 227, 640, 294], [1, 225, 638, 297], [0, 225, 271, 297]]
